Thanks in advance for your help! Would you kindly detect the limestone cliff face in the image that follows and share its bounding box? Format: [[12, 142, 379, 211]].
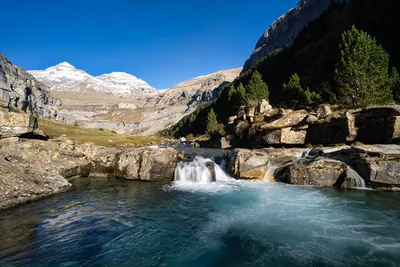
[[0, 54, 64, 121], [243, 0, 335, 71]]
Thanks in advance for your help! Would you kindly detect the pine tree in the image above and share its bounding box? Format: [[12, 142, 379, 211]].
[[334, 26, 393, 108], [245, 71, 269, 101], [390, 67, 400, 102], [206, 108, 218, 134], [228, 83, 247, 109], [283, 73, 321, 104]]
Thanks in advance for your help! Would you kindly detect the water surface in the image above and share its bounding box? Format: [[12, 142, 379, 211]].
[[0, 178, 400, 267]]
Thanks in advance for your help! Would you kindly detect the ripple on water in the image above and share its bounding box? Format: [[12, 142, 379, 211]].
[[0, 178, 399, 267]]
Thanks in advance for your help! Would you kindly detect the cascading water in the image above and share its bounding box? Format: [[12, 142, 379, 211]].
[[174, 156, 232, 184]]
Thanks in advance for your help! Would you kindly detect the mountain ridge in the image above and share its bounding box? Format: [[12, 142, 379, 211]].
[[28, 62, 158, 97]]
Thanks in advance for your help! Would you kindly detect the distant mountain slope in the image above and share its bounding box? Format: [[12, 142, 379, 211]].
[[28, 62, 157, 97], [243, 0, 338, 71]]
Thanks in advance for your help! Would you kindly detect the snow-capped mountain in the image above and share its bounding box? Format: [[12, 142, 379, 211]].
[[28, 62, 158, 97]]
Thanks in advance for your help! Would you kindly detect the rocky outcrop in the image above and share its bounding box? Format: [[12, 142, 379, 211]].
[[0, 109, 38, 138], [0, 54, 63, 121], [230, 103, 400, 147], [243, 0, 336, 71], [227, 148, 306, 180], [0, 138, 182, 209], [275, 158, 348, 186]]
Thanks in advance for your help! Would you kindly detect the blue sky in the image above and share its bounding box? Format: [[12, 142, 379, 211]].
[[1, 0, 298, 89]]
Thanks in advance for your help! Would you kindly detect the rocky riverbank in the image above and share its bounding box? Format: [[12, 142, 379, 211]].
[[1, 106, 400, 210]]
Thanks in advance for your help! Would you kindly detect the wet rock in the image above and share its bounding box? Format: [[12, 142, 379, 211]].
[[275, 158, 348, 187], [227, 148, 306, 180]]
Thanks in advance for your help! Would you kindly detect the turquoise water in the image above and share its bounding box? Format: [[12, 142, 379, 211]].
[[0, 178, 400, 267]]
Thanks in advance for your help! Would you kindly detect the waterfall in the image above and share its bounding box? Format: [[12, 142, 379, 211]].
[[174, 156, 232, 184]]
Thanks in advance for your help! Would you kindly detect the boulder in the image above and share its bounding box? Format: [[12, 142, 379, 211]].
[[275, 158, 348, 187], [257, 99, 273, 114], [317, 104, 332, 118], [354, 106, 400, 143], [117, 147, 178, 181], [227, 148, 306, 180], [305, 112, 356, 145], [263, 127, 306, 145], [260, 110, 308, 130], [0, 109, 38, 138], [228, 115, 237, 125], [247, 107, 256, 118]]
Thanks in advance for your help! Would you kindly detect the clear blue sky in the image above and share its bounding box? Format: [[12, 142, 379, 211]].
[[1, 0, 298, 89]]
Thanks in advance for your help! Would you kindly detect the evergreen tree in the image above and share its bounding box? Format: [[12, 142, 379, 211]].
[[390, 67, 400, 102], [334, 26, 393, 108], [283, 73, 321, 104], [206, 108, 218, 134], [228, 83, 247, 109], [245, 71, 269, 101]]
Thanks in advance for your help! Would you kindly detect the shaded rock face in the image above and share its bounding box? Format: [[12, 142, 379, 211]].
[[243, 0, 335, 71], [0, 54, 63, 121], [354, 107, 400, 144]]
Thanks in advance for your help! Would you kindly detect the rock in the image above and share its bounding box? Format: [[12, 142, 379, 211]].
[[180, 137, 186, 142], [275, 158, 348, 187], [260, 110, 308, 130], [306, 112, 356, 145], [317, 104, 332, 118], [247, 107, 256, 118], [243, 0, 334, 71], [0, 109, 38, 138], [228, 115, 237, 125], [177, 150, 185, 161], [263, 127, 306, 145], [117, 148, 178, 181], [0, 137, 19, 145], [354, 106, 400, 143], [107, 139, 113, 144], [0, 54, 64, 121], [190, 142, 200, 148], [227, 148, 306, 180], [257, 99, 272, 114], [306, 114, 318, 124]]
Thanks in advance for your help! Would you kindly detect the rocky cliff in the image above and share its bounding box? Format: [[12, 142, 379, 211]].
[[0, 54, 64, 121], [243, 0, 336, 71]]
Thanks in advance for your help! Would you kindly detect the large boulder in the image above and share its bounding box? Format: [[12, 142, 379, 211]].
[[117, 147, 178, 181], [275, 158, 348, 187], [260, 109, 308, 130], [0, 109, 38, 138], [354, 106, 400, 144], [227, 148, 306, 180], [305, 112, 356, 145], [263, 127, 306, 145]]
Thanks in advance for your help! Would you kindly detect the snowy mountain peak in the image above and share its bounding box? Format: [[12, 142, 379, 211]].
[[28, 63, 158, 97], [47, 62, 76, 70]]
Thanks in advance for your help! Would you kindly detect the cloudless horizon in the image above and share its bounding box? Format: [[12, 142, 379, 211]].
[[1, 0, 299, 89]]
